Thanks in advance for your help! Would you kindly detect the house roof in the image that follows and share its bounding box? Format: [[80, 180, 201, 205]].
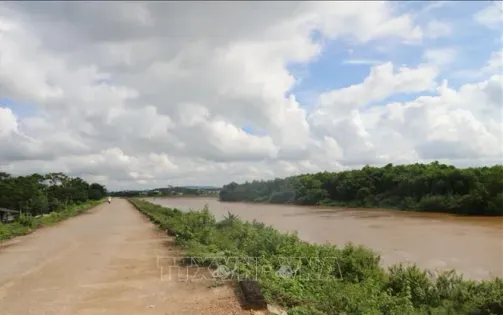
[[0, 208, 20, 214]]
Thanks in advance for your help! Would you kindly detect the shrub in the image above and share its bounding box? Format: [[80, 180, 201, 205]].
[[128, 199, 503, 315], [18, 213, 36, 228], [0, 199, 102, 243], [386, 264, 436, 307]]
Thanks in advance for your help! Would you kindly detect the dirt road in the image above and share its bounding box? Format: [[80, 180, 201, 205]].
[[0, 199, 246, 315]]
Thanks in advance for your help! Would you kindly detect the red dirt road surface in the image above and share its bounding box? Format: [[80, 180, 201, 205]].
[[0, 199, 248, 315]]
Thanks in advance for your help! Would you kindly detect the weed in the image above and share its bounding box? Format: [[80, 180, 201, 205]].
[[129, 198, 503, 315], [0, 199, 103, 243]]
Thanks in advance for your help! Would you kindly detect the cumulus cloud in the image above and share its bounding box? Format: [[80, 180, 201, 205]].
[[474, 2, 503, 29], [0, 2, 501, 189], [0, 107, 18, 138], [374, 76, 503, 160]]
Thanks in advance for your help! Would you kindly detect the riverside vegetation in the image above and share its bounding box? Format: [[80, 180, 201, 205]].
[[0, 172, 107, 242], [219, 162, 503, 216], [111, 186, 220, 197], [129, 198, 503, 315]]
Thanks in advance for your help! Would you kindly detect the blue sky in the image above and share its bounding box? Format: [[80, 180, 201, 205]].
[[287, 1, 502, 109], [0, 98, 38, 119]]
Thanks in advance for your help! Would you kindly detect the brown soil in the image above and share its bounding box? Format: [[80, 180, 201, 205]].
[[0, 199, 252, 315]]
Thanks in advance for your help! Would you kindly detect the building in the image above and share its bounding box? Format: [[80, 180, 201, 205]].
[[0, 208, 20, 223]]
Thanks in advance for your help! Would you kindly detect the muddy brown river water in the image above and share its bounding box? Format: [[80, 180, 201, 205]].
[[148, 197, 503, 281]]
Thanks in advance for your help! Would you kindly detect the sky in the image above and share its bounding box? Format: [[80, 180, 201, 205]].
[[0, 1, 502, 190]]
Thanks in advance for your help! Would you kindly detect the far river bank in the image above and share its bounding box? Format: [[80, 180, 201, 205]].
[[146, 197, 503, 281]]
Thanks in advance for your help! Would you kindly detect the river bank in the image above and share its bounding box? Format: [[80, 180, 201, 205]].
[[129, 198, 503, 315], [147, 197, 502, 281]]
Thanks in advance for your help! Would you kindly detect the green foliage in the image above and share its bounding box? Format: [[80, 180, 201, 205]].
[[0, 172, 107, 242], [0, 199, 102, 242], [110, 186, 220, 197], [219, 162, 503, 215], [88, 183, 108, 200], [0, 172, 107, 215], [18, 213, 36, 228], [337, 243, 385, 284], [386, 265, 437, 307], [0, 222, 31, 241], [288, 306, 326, 315], [129, 199, 503, 315]]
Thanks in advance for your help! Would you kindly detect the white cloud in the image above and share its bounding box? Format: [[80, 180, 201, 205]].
[[483, 50, 503, 73], [423, 48, 457, 66], [474, 2, 503, 29], [315, 62, 438, 111], [0, 2, 501, 189], [0, 107, 18, 138], [372, 76, 503, 160], [309, 62, 439, 165], [419, 1, 451, 14], [343, 59, 385, 65], [425, 20, 452, 39]]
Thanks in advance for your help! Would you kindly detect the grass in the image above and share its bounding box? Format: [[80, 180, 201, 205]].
[[147, 194, 218, 198], [0, 199, 104, 242], [129, 198, 503, 315]]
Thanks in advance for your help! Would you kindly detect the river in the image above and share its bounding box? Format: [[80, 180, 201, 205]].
[[147, 197, 503, 280]]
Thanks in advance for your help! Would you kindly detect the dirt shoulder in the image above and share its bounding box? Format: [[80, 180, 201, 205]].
[[0, 199, 248, 315]]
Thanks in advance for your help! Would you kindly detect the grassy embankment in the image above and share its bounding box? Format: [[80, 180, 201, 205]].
[[0, 199, 104, 242], [150, 194, 218, 199], [129, 198, 503, 315]]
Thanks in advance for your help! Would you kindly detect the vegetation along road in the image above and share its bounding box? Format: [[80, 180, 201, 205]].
[[150, 197, 503, 281], [129, 198, 503, 315], [0, 199, 246, 315]]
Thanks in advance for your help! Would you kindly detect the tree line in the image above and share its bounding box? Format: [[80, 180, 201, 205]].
[[219, 162, 503, 215], [111, 186, 219, 197], [0, 172, 107, 215]]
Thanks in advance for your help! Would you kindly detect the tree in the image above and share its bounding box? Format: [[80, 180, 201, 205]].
[[0, 172, 107, 215], [218, 162, 503, 216]]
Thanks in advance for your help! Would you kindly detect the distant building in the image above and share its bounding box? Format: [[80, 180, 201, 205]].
[[0, 208, 20, 223]]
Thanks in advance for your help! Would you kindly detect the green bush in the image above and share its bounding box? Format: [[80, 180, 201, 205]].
[[18, 213, 36, 228], [0, 222, 31, 241], [288, 306, 326, 315], [386, 264, 436, 307], [337, 243, 385, 283], [128, 199, 503, 315], [0, 199, 103, 243]]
